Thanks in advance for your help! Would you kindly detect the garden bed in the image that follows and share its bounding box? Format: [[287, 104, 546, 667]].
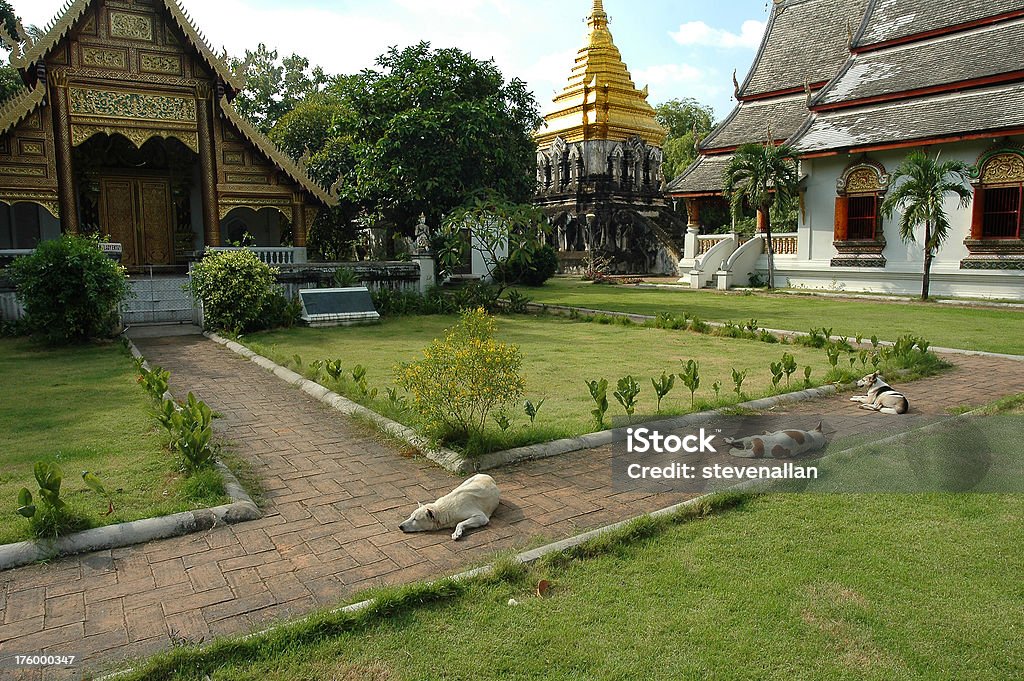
[[0, 338, 232, 548], [239, 312, 948, 459]]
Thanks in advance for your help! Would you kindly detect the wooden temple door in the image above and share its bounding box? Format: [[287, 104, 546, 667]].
[[99, 177, 174, 268]]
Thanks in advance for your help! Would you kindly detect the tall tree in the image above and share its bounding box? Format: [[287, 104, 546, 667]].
[[229, 44, 328, 134], [722, 141, 799, 289], [880, 150, 972, 301], [655, 98, 714, 180]]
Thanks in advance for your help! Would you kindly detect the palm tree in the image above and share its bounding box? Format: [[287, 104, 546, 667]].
[[722, 141, 799, 289], [880, 150, 972, 301]]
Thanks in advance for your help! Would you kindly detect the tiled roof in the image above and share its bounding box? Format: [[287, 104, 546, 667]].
[[666, 154, 733, 195], [790, 81, 1024, 152], [853, 0, 1024, 48], [815, 18, 1024, 106], [740, 0, 871, 98], [701, 94, 811, 150]]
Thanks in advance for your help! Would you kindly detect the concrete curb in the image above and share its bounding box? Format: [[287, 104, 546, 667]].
[[525, 302, 1024, 362], [0, 340, 262, 573], [205, 332, 468, 474], [210, 333, 840, 475]]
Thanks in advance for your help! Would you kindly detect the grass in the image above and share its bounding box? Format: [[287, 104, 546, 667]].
[[120, 491, 1024, 680], [0, 338, 230, 544], [242, 314, 919, 454], [517, 278, 1024, 355]]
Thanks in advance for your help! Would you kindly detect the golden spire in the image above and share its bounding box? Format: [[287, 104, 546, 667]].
[[535, 0, 666, 148]]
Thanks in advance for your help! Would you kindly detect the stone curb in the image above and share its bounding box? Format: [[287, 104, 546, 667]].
[[524, 302, 1024, 362], [0, 341, 261, 573], [205, 332, 468, 474], [209, 333, 839, 475]]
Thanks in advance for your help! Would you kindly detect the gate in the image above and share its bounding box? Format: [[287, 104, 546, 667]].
[[123, 270, 196, 325]]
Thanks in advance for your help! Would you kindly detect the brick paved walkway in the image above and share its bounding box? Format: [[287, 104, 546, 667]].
[[0, 335, 1021, 679]]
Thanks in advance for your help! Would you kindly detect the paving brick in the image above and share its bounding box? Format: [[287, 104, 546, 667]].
[[124, 603, 166, 643], [83, 599, 124, 637], [5, 586, 46, 624]]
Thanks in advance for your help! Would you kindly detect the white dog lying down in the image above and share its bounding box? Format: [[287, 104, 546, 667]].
[[399, 474, 500, 541], [725, 422, 828, 459], [850, 372, 910, 414]]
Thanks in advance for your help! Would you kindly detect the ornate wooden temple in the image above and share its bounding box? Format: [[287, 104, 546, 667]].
[[0, 0, 334, 269], [534, 0, 685, 274], [669, 0, 1024, 299]]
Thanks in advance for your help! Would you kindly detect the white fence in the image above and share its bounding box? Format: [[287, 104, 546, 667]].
[[207, 247, 308, 265]]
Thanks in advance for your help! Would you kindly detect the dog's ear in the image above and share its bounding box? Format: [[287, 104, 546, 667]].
[[426, 508, 435, 520], [814, 421, 823, 432]]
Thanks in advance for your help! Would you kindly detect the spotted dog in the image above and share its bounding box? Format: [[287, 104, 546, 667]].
[[725, 422, 828, 459], [850, 372, 910, 415]]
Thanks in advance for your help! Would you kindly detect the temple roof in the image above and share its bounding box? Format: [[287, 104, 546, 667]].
[[534, 0, 666, 148], [790, 81, 1024, 153], [700, 94, 811, 150], [9, 0, 243, 93], [665, 154, 734, 194], [0, 83, 45, 137], [740, 0, 870, 98], [852, 0, 1024, 49], [814, 17, 1024, 107]]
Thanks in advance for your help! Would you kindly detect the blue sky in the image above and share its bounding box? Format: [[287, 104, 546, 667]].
[[23, 0, 772, 120]]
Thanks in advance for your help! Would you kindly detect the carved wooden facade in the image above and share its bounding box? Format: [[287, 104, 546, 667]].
[[0, 0, 334, 268]]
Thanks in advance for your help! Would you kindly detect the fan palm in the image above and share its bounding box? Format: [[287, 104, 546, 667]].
[[723, 141, 799, 289], [880, 150, 972, 301]]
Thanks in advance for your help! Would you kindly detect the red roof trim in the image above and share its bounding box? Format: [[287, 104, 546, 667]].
[[813, 71, 1024, 112], [852, 9, 1024, 53]]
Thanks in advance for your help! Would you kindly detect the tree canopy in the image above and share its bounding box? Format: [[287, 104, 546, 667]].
[[268, 41, 542, 258], [655, 98, 715, 181], [229, 44, 329, 134]]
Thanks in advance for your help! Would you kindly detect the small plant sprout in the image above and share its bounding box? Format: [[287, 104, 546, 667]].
[[678, 360, 700, 409], [651, 372, 676, 412], [82, 471, 115, 516], [871, 353, 882, 369], [155, 398, 177, 436], [17, 461, 65, 519], [870, 335, 880, 348], [859, 349, 869, 367], [732, 368, 747, 397], [586, 379, 609, 428], [524, 398, 546, 425], [745, 319, 759, 332], [826, 346, 842, 368], [325, 360, 344, 381], [770, 360, 784, 388], [803, 366, 813, 387], [309, 359, 324, 378], [292, 354, 303, 368], [781, 353, 797, 387], [613, 376, 641, 417], [856, 333, 864, 345], [137, 365, 170, 401], [493, 411, 513, 432], [712, 380, 723, 400]]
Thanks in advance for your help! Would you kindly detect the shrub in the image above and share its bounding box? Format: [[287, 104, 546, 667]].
[[8, 235, 130, 344], [498, 244, 559, 287], [395, 308, 525, 449], [16, 461, 89, 539], [188, 250, 281, 333]]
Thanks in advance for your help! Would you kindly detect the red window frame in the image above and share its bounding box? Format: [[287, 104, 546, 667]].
[[981, 183, 1023, 239]]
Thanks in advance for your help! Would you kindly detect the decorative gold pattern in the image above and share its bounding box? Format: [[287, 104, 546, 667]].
[[222, 150, 244, 165], [0, 190, 60, 218], [81, 46, 127, 69], [140, 52, 181, 75], [109, 12, 153, 41], [0, 165, 45, 177], [225, 173, 269, 185], [69, 88, 197, 123], [19, 140, 44, 155], [981, 153, 1024, 184], [845, 167, 882, 193], [70, 124, 199, 153], [219, 202, 291, 220]]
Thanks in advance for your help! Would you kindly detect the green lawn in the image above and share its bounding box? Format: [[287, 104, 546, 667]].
[[125, 492, 1024, 680], [518, 278, 1024, 355], [244, 314, 878, 451], [0, 339, 229, 544]]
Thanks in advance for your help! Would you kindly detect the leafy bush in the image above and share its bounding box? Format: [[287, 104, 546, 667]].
[[171, 393, 217, 471], [8, 235, 130, 344], [498, 244, 559, 287], [16, 461, 89, 539], [188, 250, 281, 333], [613, 376, 641, 416], [395, 309, 525, 451], [586, 378, 610, 428]]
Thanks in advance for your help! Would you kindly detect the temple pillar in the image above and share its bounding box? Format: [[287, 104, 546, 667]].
[[756, 208, 768, 233], [683, 197, 702, 260], [291, 197, 307, 247], [50, 72, 78, 234], [196, 83, 220, 247]]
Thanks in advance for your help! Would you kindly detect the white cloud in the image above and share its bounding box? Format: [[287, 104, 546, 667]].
[[669, 19, 766, 49], [633, 63, 727, 109]]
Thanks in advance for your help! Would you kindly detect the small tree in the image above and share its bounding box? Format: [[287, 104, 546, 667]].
[[723, 140, 799, 289], [880, 150, 972, 301], [187, 249, 282, 333], [8, 235, 130, 344]]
